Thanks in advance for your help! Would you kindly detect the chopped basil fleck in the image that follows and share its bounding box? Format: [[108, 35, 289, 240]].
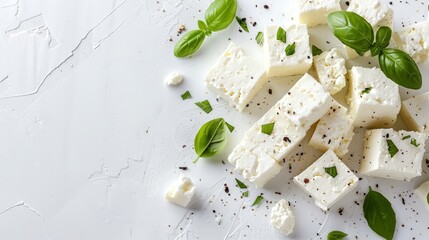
[[361, 87, 372, 94], [235, 178, 247, 189], [195, 100, 212, 113], [427, 192, 429, 205], [285, 42, 296, 56], [386, 139, 398, 157], [312, 45, 323, 56], [276, 27, 286, 43], [324, 166, 338, 178], [181, 91, 192, 100], [235, 16, 249, 32], [242, 191, 249, 197], [251, 195, 264, 206], [411, 138, 420, 147], [327, 230, 348, 240], [255, 31, 264, 45], [225, 122, 235, 132], [261, 122, 275, 135], [402, 135, 411, 140]]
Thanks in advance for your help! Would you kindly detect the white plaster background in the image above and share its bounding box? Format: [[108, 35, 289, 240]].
[[0, 0, 428, 239]]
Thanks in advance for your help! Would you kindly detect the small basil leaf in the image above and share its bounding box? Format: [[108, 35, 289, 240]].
[[327, 11, 374, 54], [327, 230, 348, 240], [174, 30, 206, 57], [251, 195, 264, 206], [312, 45, 323, 56], [386, 139, 398, 157], [181, 91, 192, 100], [276, 27, 287, 43], [324, 166, 338, 178], [235, 16, 249, 32], [255, 32, 264, 45], [205, 0, 237, 32], [371, 26, 392, 56], [235, 178, 247, 189], [194, 118, 228, 163], [363, 187, 396, 240], [195, 100, 213, 114], [285, 42, 296, 56], [379, 48, 422, 89]]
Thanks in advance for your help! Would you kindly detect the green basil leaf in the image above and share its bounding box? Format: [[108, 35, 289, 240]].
[[225, 122, 235, 132], [194, 118, 228, 162], [363, 187, 396, 240], [370, 26, 392, 56], [327, 230, 348, 240], [205, 0, 237, 32], [235, 16, 249, 32], [386, 139, 398, 157], [327, 11, 374, 54], [312, 45, 323, 56], [195, 100, 213, 114], [427, 192, 429, 205], [174, 30, 206, 57], [324, 166, 338, 178], [379, 48, 422, 89], [276, 27, 286, 43], [361, 87, 372, 95], [285, 42, 296, 56], [181, 91, 192, 100], [235, 178, 248, 189], [411, 138, 420, 147], [242, 191, 249, 197], [402, 135, 411, 140], [256, 32, 264, 45], [251, 195, 264, 206], [261, 122, 275, 135]]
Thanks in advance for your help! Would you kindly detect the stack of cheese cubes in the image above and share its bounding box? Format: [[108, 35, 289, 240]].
[[202, 0, 429, 215]]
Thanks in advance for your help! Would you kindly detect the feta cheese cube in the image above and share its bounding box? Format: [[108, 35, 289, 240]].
[[393, 21, 429, 63], [360, 129, 427, 181], [313, 48, 347, 95], [345, 0, 393, 59], [205, 42, 267, 111], [165, 175, 196, 207], [164, 72, 183, 86], [414, 180, 429, 212], [263, 24, 312, 78], [296, 0, 341, 27], [401, 92, 429, 134], [270, 199, 295, 235], [229, 74, 333, 187], [348, 67, 400, 128], [294, 150, 359, 211], [309, 101, 354, 157]]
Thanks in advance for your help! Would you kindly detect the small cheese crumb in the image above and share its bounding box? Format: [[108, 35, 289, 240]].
[[270, 199, 295, 235], [165, 72, 183, 86]]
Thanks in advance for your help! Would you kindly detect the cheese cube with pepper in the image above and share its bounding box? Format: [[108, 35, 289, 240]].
[[205, 42, 267, 111], [360, 128, 427, 181], [313, 48, 347, 95], [401, 92, 429, 134], [293, 150, 359, 211], [296, 0, 341, 27], [393, 21, 429, 63], [309, 101, 354, 157], [229, 74, 333, 187], [348, 67, 401, 128], [263, 24, 312, 77]]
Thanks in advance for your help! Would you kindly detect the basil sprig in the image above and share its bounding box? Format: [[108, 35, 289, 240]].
[[174, 0, 237, 57], [194, 118, 230, 163], [328, 11, 422, 89], [363, 187, 396, 240]]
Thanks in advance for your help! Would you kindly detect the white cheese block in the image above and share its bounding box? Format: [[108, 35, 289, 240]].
[[345, 0, 393, 59], [205, 42, 267, 111], [229, 74, 333, 187], [309, 101, 354, 157], [401, 92, 429, 134], [293, 150, 359, 211], [348, 66, 400, 128], [164, 72, 183, 86], [263, 24, 312, 78], [360, 129, 427, 181], [165, 175, 196, 207], [414, 180, 429, 212], [393, 21, 429, 63], [313, 48, 347, 95], [270, 199, 295, 235], [296, 0, 341, 27]]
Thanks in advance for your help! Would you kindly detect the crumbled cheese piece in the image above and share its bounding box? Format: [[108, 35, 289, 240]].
[[165, 175, 196, 207], [205, 42, 267, 111], [393, 21, 429, 63], [313, 48, 347, 95], [164, 72, 183, 86], [270, 199, 295, 235]]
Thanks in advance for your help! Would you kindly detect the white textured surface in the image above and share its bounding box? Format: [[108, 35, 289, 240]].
[[0, 0, 428, 239]]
